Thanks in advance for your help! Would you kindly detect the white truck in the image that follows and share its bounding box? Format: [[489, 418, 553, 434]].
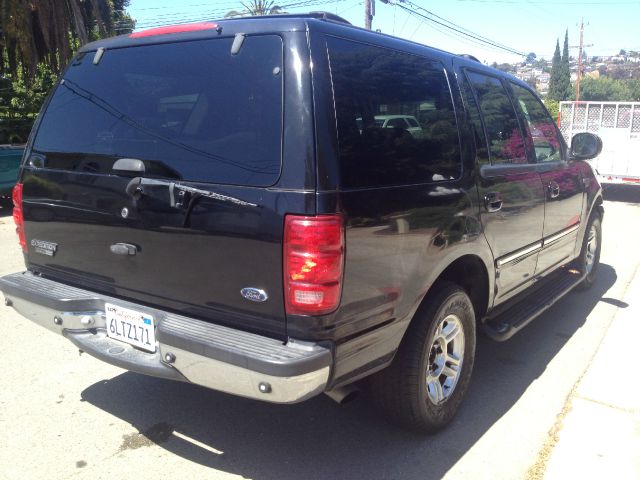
[[559, 101, 640, 185]]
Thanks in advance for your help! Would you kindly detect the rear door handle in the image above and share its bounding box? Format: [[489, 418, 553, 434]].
[[548, 181, 560, 199], [484, 192, 503, 213]]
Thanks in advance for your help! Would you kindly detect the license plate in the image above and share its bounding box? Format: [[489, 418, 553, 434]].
[[105, 303, 156, 353]]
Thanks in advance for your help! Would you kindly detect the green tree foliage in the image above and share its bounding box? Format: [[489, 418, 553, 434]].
[[628, 79, 640, 101], [559, 30, 571, 99], [0, 1, 136, 143], [548, 39, 563, 100], [562, 30, 570, 64], [0, 61, 57, 142], [543, 98, 559, 121], [225, 1, 285, 17], [112, 0, 136, 35], [0, 0, 136, 79], [548, 31, 571, 101], [572, 77, 633, 102], [6, 63, 57, 117]]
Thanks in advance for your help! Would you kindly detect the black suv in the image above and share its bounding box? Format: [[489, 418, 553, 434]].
[[0, 13, 603, 432]]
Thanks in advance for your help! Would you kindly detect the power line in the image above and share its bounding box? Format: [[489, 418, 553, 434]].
[[122, 2, 240, 12], [129, 0, 340, 30], [338, 1, 363, 16], [386, 0, 526, 56], [449, 0, 639, 4], [411, 11, 517, 57], [407, 1, 524, 53]]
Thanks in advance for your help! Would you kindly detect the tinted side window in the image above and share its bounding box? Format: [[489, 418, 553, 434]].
[[33, 36, 283, 186], [460, 76, 489, 165], [328, 37, 461, 189], [511, 83, 564, 163], [467, 72, 528, 165]]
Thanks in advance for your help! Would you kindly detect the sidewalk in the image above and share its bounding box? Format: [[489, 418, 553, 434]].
[[544, 264, 640, 479]]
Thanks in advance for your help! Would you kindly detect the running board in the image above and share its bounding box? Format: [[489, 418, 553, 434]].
[[482, 267, 586, 342]]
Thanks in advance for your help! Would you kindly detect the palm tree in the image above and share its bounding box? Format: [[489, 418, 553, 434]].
[[0, 0, 135, 79], [225, 1, 286, 18]]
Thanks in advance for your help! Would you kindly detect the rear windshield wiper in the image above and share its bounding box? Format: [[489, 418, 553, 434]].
[[125, 176, 258, 208], [125, 177, 258, 228]]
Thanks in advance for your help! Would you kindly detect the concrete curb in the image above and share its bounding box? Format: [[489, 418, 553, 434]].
[[544, 263, 640, 479]]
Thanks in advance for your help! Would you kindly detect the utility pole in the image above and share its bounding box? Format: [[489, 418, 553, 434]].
[[365, 0, 374, 30], [570, 20, 593, 102]]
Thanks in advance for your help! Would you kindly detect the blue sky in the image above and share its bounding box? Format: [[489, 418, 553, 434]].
[[126, 0, 640, 64]]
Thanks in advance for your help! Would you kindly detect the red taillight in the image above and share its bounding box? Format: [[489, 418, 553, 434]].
[[12, 183, 26, 252], [284, 215, 344, 315], [129, 22, 218, 38]]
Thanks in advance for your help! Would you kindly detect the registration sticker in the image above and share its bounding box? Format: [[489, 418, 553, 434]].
[[105, 303, 156, 353]]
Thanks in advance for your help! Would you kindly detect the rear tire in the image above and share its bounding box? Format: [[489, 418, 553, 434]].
[[370, 282, 476, 433], [576, 213, 602, 291]]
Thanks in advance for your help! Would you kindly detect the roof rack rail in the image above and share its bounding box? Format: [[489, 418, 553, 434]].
[[307, 11, 352, 25], [220, 12, 352, 26], [458, 54, 481, 63]]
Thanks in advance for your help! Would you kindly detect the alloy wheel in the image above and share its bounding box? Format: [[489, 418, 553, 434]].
[[426, 314, 465, 405]]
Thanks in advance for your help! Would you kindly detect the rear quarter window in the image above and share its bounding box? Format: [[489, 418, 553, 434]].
[[327, 37, 461, 189], [33, 35, 283, 186]]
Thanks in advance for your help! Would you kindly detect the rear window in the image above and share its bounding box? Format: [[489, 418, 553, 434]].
[[32, 35, 283, 186]]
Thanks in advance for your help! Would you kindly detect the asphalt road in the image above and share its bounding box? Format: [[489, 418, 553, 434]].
[[0, 185, 638, 480]]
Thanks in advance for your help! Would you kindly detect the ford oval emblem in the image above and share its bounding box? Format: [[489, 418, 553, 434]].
[[241, 288, 268, 303]]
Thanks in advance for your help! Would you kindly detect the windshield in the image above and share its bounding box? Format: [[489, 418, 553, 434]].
[[33, 35, 283, 186]]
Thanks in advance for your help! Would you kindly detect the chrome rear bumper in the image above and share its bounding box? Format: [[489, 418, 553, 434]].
[[0, 271, 331, 404]]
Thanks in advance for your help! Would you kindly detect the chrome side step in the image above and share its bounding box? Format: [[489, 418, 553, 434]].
[[482, 267, 586, 342]]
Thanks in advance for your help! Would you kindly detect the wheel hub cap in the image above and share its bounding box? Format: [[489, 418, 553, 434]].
[[426, 314, 465, 405]]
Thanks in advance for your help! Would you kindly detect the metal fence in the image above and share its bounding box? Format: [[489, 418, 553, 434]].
[[559, 101, 640, 184]]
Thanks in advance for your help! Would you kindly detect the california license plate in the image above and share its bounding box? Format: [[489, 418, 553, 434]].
[[105, 303, 156, 353]]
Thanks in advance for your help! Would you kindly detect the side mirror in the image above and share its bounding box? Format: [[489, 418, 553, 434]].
[[570, 132, 603, 160]]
